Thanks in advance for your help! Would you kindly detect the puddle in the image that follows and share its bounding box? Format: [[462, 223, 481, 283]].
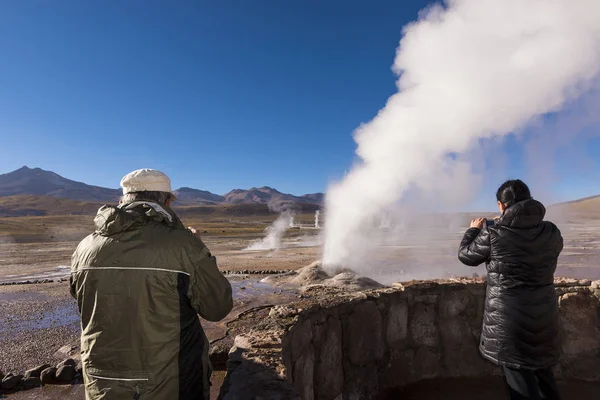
[[0, 277, 294, 335], [229, 278, 297, 298], [0, 302, 80, 333]]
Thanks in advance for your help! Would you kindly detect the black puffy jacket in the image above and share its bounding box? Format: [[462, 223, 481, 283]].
[[458, 199, 563, 369]]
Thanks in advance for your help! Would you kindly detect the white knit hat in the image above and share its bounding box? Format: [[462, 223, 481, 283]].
[[120, 169, 173, 195]]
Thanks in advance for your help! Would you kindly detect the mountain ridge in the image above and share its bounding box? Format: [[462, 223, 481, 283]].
[[0, 166, 324, 206]]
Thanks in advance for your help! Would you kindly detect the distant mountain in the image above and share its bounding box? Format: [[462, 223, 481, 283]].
[[223, 187, 284, 204], [0, 195, 102, 217], [173, 187, 225, 205], [301, 193, 325, 204], [223, 186, 322, 211], [0, 166, 121, 202], [0, 167, 324, 207]]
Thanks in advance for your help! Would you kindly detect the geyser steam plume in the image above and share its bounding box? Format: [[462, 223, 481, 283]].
[[246, 211, 294, 251], [324, 0, 600, 271], [315, 210, 320, 229]]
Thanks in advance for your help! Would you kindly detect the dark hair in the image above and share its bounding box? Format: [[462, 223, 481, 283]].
[[496, 179, 531, 208]]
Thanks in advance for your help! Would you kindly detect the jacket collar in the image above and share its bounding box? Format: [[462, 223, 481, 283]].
[[121, 201, 173, 223], [94, 201, 182, 235]]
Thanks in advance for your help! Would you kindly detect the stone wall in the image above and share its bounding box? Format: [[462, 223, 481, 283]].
[[219, 279, 600, 400]]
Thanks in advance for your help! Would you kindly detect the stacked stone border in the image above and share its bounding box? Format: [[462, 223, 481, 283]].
[[0, 358, 82, 393], [219, 278, 600, 399]]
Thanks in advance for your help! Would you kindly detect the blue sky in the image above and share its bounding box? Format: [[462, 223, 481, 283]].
[[0, 1, 599, 205]]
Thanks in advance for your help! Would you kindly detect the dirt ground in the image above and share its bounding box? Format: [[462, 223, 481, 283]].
[[0, 235, 321, 282]]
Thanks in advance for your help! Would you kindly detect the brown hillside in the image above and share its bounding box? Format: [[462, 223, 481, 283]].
[[548, 195, 600, 218], [0, 195, 102, 216], [0, 195, 321, 219]]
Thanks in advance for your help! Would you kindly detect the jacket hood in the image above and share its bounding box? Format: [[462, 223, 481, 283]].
[[497, 198, 546, 229], [94, 201, 182, 236]]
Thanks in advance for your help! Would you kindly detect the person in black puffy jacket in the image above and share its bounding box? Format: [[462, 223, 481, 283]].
[[458, 179, 563, 400]]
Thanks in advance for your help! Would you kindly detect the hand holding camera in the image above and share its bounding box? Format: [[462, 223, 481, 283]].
[[470, 218, 486, 229], [188, 227, 202, 239], [470, 217, 499, 229]]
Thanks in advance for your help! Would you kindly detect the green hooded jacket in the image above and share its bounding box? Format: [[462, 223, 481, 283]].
[[70, 201, 233, 400]]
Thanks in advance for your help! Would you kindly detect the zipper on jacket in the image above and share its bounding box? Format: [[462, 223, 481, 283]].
[[133, 384, 141, 400]]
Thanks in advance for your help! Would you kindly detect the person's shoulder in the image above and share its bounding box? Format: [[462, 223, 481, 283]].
[[166, 226, 196, 241], [73, 231, 109, 257], [167, 227, 210, 253], [542, 220, 561, 231], [541, 220, 563, 238]]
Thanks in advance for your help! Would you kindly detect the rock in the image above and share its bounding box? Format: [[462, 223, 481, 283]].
[[292, 346, 314, 400], [386, 300, 409, 349], [55, 365, 76, 383], [40, 367, 57, 384], [284, 320, 315, 399], [343, 364, 379, 400], [24, 364, 51, 379], [347, 301, 385, 365], [290, 262, 330, 285], [210, 342, 232, 370], [58, 358, 77, 368], [559, 291, 600, 356], [413, 346, 442, 379], [555, 278, 592, 287], [410, 302, 439, 347], [2, 373, 23, 390], [314, 317, 343, 400], [440, 318, 490, 377], [380, 349, 415, 389], [53, 344, 79, 360], [288, 320, 313, 363], [22, 376, 42, 389], [325, 271, 384, 291], [439, 287, 470, 317], [269, 305, 298, 319], [75, 360, 83, 376]]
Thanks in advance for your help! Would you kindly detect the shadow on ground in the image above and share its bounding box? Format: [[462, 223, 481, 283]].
[[379, 377, 600, 400]]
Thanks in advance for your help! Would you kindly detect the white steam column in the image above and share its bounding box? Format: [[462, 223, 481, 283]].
[[323, 0, 600, 273], [246, 212, 294, 251]]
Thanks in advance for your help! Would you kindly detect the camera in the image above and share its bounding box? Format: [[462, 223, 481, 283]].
[[485, 219, 495, 227]]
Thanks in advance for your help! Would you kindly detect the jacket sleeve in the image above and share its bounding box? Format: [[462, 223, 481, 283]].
[[551, 222, 564, 254], [458, 227, 491, 266], [188, 244, 233, 322], [69, 247, 79, 299]]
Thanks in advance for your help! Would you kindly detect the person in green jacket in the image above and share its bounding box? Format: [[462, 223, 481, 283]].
[[70, 168, 233, 400]]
